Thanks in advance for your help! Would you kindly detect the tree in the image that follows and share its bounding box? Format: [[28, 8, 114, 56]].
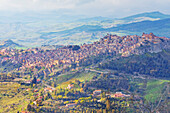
[[32, 76, 37, 84], [72, 45, 80, 51], [101, 92, 106, 98], [27, 104, 32, 111], [79, 83, 84, 88], [106, 98, 111, 111], [47, 92, 52, 99]]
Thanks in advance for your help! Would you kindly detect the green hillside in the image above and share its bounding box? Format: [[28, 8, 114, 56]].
[[99, 49, 170, 78]]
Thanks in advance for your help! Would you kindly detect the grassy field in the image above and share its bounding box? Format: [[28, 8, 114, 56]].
[[0, 82, 30, 113], [144, 79, 169, 102], [57, 72, 97, 88], [129, 77, 169, 103]]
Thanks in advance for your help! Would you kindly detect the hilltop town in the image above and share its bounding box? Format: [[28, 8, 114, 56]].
[[0, 33, 169, 73], [0, 33, 169, 113]]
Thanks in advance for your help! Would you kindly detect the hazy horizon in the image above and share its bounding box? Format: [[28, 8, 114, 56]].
[[0, 0, 170, 47]]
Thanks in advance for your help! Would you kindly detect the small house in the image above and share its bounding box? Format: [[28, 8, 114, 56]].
[[67, 84, 74, 89], [66, 103, 77, 108], [93, 90, 102, 96]]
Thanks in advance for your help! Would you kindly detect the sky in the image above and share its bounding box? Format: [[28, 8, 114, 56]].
[[0, 0, 170, 17]]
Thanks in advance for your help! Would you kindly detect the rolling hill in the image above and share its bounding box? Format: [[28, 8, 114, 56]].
[[101, 11, 170, 24], [0, 11, 170, 47], [121, 11, 170, 22], [99, 49, 170, 78], [107, 18, 170, 37], [42, 17, 170, 45], [0, 39, 23, 49]]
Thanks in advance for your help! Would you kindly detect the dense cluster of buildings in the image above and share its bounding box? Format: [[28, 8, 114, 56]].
[[0, 33, 169, 73]]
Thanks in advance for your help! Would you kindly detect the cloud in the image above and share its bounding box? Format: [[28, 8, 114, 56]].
[[0, 0, 75, 11], [0, 0, 169, 17], [73, 0, 170, 17], [0, 0, 94, 11]]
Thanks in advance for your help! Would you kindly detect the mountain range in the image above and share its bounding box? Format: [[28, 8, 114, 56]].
[[0, 11, 170, 47], [107, 18, 170, 37]]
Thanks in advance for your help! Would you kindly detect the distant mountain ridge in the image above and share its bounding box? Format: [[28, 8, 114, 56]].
[[43, 17, 170, 43], [0, 11, 170, 46], [106, 18, 170, 38], [76, 16, 111, 22], [0, 39, 23, 49], [121, 11, 170, 21], [101, 11, 170, 24]]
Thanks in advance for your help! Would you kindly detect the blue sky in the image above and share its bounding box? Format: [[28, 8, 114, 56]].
[[0, 0, 170, 17]]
